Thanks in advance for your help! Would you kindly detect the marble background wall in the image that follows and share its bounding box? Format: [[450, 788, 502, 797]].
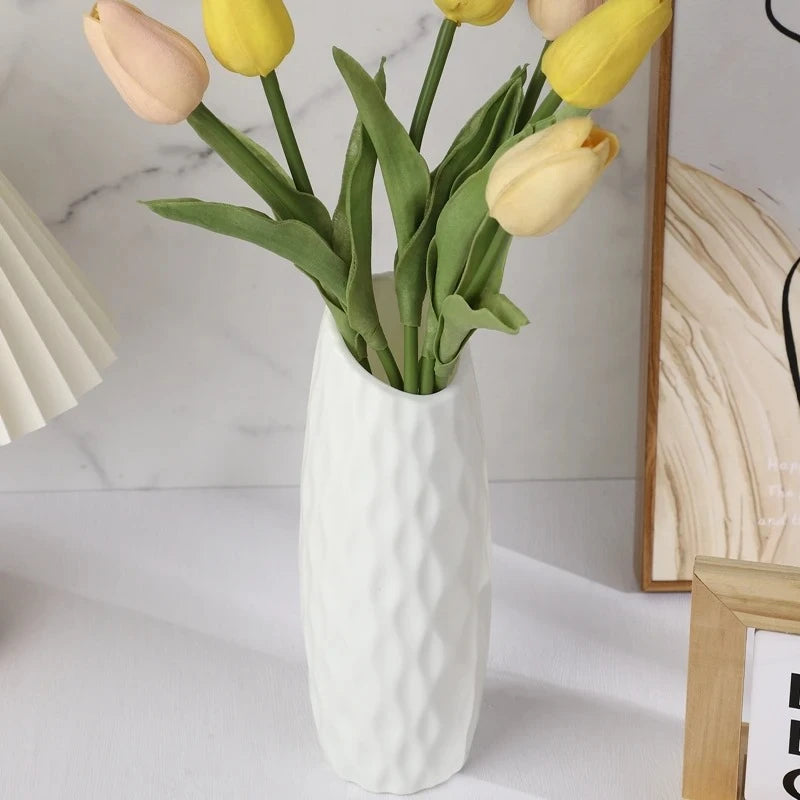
[[0, 0, 651, 491]]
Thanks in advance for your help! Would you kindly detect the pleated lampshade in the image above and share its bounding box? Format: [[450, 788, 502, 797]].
[[0, 169, 117, 445]]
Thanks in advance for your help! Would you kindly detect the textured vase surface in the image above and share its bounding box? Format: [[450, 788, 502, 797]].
[[299, 276, 491, 795]]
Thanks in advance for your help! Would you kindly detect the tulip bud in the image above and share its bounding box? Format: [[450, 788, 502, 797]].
[[528, 0, 604, 40], [434, 0, 515, 26], [83, 0, 209, 125], [542, 0, 672, 108], [203, 0, 295, 77], [486, 117, 619, 236]]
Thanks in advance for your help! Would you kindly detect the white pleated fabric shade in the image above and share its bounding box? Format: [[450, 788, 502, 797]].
[[0, 170, 117, 445]]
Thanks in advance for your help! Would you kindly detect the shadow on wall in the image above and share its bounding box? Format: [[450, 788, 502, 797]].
[[490, 479, 639, 593]]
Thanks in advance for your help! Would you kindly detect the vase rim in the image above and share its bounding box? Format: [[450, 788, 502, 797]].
[[320, 292, 471, 406]]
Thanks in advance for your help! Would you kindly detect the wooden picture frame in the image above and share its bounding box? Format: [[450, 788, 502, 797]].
[[639, 4, 800, 591], [638, 16, 680, 592], [684, 556, 800, 799]]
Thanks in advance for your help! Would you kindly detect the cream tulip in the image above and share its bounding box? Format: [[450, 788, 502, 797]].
[[84, 0, 209, 125], [528, 0, 604, 40], [486, 117, 619, 236]]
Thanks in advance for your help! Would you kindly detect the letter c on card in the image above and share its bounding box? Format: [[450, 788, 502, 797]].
[[784, 768, 800, 798]]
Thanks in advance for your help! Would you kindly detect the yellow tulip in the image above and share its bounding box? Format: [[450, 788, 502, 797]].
[[528, 0, 604, 40], [434, 0, 515, 26], [203, 0, 295, 77], [542, 0, 672, 108], [486, 116, 619, 236], [83, 0, 209, 125]]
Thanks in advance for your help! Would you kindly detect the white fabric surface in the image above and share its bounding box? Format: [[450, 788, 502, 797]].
[[0, 483, 690, 798]]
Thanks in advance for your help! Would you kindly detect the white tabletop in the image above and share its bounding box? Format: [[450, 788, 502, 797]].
[[0, 482, 689, 798]]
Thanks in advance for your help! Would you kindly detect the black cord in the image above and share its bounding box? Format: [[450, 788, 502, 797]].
[[766, 0, 800, 43], [782, 256, 800, 411]]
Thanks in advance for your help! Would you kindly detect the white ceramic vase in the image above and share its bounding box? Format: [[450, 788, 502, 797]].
[[299, 275, 491, 794]]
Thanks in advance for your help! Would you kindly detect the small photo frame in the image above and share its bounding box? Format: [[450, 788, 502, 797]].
[[684, 557, 800, 799]]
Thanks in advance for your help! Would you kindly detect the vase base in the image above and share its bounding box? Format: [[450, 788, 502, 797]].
[[328, 756, 467, 796]]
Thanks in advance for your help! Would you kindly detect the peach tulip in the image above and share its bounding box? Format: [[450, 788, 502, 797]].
[[528, 0, 605, 40], [84, 0, 209, 125]]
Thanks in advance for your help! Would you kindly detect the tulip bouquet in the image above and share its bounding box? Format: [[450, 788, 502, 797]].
[[84, 0, 672, 395]]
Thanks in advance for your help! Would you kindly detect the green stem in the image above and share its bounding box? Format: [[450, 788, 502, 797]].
[[358, 355, 373, 375], [419, 356, 435, 395], [403, 326, 420, 393], [261, 71, 314, 195], [516, 40, 551, 132], [376, 347, 404, 390], [530, 89, 563, 127], [188, 103, 283, 204], [409, 19, 458, 151]]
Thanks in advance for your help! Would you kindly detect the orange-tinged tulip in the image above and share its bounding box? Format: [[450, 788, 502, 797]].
[[84, 0, 209, 125]]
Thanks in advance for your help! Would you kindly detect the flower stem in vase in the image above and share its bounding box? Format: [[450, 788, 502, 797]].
[[404, 326, 420, 393], [409, 18, 458, 151], [419, 355, 435, 396], [376, 346, 404, 390], [261, 70, 314, 194], [517, 40, 551, 131], [530, 88, 562, 126]]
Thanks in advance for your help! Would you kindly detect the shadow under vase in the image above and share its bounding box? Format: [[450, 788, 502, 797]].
[[466, 671, 684, 800]]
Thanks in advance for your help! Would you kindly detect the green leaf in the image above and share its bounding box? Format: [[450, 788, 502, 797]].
[[224, 124, 333, 241], [225, 124, 293, 186], [457, 218, 512, 304], [187, 106, 332, 241], [422, 106, 582, 389], [395, 67, 525, 327], [332, 48, 430, 255], [429, 169, 491, 316], [331, 61, 388, 350], [429, 121, 542, 315], [434, 292, 529, 387], [144, 199, 348, 308], [224, 125, 366, 353], [340, 111, 385, 349], [325, 298, 367, 360], [333, 61, 387, 263], [449, 78, 523, 196], [422, 241, 440, 358], [432, 67, 525, 182]]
